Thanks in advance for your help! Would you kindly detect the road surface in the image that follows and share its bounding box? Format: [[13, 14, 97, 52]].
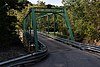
[[25, 34, 100, 67]]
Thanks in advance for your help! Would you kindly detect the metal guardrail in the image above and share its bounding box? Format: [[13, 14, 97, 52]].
[[0, 40, 48, 67], [85, 45, 100, 53], [39, 32, 100, 53]]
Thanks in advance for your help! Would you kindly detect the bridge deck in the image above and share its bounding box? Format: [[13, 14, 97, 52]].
[[25, 34, 100, 67]]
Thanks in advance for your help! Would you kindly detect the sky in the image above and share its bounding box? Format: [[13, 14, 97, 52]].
[[28, 0, 63, 6]]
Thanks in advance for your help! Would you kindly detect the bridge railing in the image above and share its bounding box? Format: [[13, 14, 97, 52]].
[[0, 40, 48, 66]]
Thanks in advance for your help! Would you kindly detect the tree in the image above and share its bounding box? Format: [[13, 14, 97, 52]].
[[0, 0, 30, 45], [62, 0, 76, 6], [62, 0, 100, 43]]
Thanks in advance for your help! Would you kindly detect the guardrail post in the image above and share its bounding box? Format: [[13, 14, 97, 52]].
[[32, 8, 39, 51]]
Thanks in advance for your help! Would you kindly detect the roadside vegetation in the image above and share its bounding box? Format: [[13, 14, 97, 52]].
[[37, 0, 100, 45], [62, 0, 100, 44], [0, 0, 31, 45]]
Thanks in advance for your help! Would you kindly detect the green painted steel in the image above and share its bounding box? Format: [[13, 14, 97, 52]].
[[37, 13, 51, 19], [47, 15, 50, 34], [34, 7, 74, 40], [34, 8, 64, 13], [44, 17, 46, 33], [28, 13, 31, 35], [32, 8, 39, 51], [23, 7, 74, 52], [40, 18, 42, 32], [63, 8, 74, 40], [26, 17, 29, 31], [23, 18, 28, 32], [29, 13, 32, 37], [53, 14, 56, 35], [23, 19, 26, 32]]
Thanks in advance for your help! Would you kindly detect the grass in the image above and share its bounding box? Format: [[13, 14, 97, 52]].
[[48, 32, 68, 39]]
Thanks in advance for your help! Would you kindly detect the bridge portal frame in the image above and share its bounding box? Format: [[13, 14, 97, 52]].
[[23, 7, 74, 51]]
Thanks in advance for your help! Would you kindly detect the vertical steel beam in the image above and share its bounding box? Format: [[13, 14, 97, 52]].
[[44, 17, 46, 33], [47, 15, 50, 34], [53, 14, 56, 35], [23, 17, 28, 32], [38, 19, 40, 32], [32, 8, 39, 51], [26, 16, 29, 31], [29, 13, 32, 35], [40, 18, 42, 32], [27, 15, 30, 32], [43, 17, 45, 32], [63, 8, 74, 40], [23, 19, 26, 32]]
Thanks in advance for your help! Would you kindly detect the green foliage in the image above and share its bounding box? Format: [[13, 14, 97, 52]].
[[63, 0, 100, 42], [74, 19, 99, 41], [0, 0, 30, 45]]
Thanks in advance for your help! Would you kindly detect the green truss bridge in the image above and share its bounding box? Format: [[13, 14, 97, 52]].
[[0, 7, 100, 67]]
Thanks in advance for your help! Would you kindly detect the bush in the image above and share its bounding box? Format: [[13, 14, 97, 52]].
[[73, 19, 99, 42]]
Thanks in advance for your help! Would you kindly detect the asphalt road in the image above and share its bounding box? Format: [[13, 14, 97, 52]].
[[26, 34, 100, 67]]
